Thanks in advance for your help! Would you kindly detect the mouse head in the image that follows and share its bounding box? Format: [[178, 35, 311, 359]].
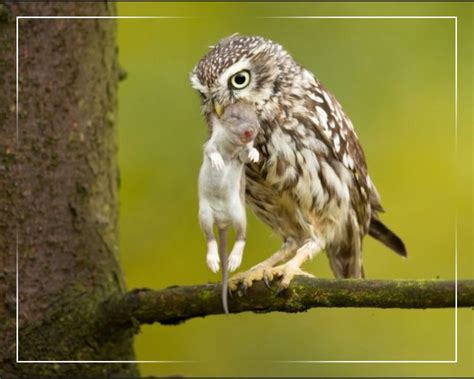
[[220, 102, 260, 145]]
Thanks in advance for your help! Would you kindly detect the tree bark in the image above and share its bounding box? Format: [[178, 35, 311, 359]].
[[101, 279, 474, 327], [0, 2, 138, 376]]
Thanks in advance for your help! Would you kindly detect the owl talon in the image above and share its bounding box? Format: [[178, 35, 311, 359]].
[[275, 286, 288, 295], [263, 276, 271, 289], [228, 263, 274, 291], [270, 263, 315, 289]]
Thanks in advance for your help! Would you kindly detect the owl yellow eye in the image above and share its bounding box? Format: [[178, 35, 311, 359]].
[[229, 70, 251, 90]]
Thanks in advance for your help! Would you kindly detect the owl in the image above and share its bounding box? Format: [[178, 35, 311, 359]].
[[190, 34, 406, 289]]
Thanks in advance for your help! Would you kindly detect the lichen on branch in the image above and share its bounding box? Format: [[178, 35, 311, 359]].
[[100, 278, 474, 329]]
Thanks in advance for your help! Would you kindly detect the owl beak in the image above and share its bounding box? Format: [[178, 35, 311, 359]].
[[213, 100, 223, 118]]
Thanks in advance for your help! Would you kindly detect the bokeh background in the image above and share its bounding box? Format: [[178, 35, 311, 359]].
[[116, 2, 473, 377]]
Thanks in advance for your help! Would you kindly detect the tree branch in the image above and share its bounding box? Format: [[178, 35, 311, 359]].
[[101, 278, 474, 329]]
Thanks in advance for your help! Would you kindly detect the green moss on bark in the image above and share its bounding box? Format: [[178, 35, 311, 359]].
[[101, 278, 474, 327]]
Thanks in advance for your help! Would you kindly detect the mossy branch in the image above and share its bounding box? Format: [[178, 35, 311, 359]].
[[100, 278, 474, 328]]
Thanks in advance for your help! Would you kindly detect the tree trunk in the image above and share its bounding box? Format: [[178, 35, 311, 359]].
[[0, 2, 138, 376]]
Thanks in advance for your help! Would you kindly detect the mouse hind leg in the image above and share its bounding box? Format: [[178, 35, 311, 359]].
[[228, 217, 246, 272], [199, 203, 220, 273]]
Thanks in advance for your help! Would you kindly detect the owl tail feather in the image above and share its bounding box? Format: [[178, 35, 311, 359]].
[[369, 218, 407, 257]]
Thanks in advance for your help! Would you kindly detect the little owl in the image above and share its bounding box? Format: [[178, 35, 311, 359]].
[[190, 34, 406, 290]]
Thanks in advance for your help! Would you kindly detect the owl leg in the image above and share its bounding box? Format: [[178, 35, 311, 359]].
[[228, 238, 298, 291], [269, 238, 324, 288]]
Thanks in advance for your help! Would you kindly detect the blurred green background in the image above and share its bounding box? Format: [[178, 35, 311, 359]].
[[116, 2, 472, 377]]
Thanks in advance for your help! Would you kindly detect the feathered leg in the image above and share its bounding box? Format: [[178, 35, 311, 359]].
[[326, 219, 364, 278], [326, 243, 365, 279], [268, 238, 324, 288]]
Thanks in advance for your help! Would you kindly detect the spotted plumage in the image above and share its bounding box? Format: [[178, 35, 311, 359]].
[[191, 34, 406, 285]]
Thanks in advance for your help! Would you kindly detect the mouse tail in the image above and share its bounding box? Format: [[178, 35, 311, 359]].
[[217, 227, 229, 314]]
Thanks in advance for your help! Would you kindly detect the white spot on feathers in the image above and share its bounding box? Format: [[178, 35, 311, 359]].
[[302, 69, 316, 85], [347, 155, 354, 169], [316, 106, 328, 129], [269, 129, 295, 165], [297, 148, 328, 210], [308, 92, 324, 104], [342, 153, 349, 168], [321, 161, 350, 202], [333, 134, 341, 153], [322, 90, 334, 111], [309, 116, 321, 128]]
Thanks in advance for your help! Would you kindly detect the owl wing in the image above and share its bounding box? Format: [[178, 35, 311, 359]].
[[294, 71, 385, 237], [300, 73, 406, 256]]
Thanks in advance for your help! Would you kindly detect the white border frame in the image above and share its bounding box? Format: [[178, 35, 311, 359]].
[[15, 15, 458, 365]]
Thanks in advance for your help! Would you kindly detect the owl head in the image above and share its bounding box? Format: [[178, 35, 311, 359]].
[[190, 34, 295, 122]]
